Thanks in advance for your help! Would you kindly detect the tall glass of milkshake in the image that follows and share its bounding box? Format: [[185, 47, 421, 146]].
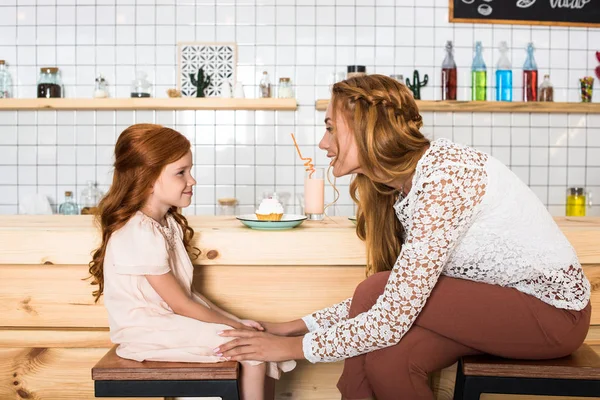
[[304, 168, 325, 220]]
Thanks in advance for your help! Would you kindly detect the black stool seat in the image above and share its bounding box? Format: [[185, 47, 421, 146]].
[[92, 345, 240, 399], [454, 344, 600, 399]]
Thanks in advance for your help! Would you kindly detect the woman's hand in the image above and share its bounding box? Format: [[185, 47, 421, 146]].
[[240, 319, 264, 331], [260, 320, 309, 337], [216, 329, 305, 362]]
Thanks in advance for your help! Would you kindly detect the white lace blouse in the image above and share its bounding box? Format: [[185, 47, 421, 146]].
[[302, 138, 590, 363]]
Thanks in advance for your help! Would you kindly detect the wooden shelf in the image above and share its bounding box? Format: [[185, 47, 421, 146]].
[[315, 99, 600, 113], [0, 98, 298, 111]]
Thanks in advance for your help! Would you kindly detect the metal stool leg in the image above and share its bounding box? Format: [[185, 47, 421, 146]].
[[219, 379, 240, 400], [453, 359, 465, 400]]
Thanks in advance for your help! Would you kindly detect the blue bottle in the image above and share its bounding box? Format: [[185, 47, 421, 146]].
[[495, 41, 512, 102]]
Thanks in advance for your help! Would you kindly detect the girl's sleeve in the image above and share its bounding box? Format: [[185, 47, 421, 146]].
[[110, 217, 171, 276]]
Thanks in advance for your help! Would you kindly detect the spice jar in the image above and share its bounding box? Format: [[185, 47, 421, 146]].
[[347, 65, 366, 79], [566, 187, 592, 217], [218, 198, 238, 216], [539, 74, 554, 102], [277, 77, 294, 98], [259, 71, 271, 98], [131, 71, 151, 98], [37, 67, 63, 98]]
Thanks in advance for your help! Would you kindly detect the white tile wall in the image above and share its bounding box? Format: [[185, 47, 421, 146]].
[[0, 1, 598, 216]]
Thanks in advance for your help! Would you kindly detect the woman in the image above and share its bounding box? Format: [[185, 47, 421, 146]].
[[218, 75, 591, 399]]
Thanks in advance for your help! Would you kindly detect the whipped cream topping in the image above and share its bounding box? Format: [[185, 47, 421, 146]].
[[256, 198, 284, 215]]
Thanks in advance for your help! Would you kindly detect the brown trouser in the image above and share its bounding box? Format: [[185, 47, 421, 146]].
[[337, 272, 591, 400]]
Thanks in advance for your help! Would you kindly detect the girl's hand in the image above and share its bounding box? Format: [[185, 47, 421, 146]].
[[240, 319, 264, 331]]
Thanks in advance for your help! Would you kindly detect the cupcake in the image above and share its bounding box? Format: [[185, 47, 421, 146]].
[[255, 197, 284, 221]]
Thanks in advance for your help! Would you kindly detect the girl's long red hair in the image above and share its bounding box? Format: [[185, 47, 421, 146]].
[[88, 124, 195, 302]]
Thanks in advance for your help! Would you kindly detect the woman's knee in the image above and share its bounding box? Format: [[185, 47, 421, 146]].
[[350, 272, 391, 316]]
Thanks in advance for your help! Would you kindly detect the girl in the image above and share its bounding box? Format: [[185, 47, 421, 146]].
[[88, 124, 295, 400], [217, 75, 591, 400]]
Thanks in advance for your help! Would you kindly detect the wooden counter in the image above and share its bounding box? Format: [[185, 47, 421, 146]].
[[1, 216, 599, 400]]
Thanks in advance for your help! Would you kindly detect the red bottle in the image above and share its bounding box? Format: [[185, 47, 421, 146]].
[[523, 43, 538, 102], [442, 41, 457, 101]]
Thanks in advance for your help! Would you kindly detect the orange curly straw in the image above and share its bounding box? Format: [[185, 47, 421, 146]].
[[291, 133, 315, 178]]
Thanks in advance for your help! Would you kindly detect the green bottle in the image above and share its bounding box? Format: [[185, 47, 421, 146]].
[[471, 41, 487, 101]]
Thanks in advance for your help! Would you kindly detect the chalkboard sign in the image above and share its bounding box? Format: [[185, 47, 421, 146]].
[[449, 0, 600, 28]]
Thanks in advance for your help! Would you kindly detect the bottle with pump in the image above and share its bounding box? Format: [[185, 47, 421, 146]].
[[496, 41, 512, 102], [471, 41, 487, 101], [523, 42, 538, 102], [441, 41, 457, 101]]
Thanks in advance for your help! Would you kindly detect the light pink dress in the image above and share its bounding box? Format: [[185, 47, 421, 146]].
[[103, 211, 296, 379]]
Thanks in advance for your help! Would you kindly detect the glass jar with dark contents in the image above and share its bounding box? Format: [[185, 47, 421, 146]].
[[37, 67, 63, 98]]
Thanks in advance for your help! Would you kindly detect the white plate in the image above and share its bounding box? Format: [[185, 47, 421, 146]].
[[236, 214, 308, 230]]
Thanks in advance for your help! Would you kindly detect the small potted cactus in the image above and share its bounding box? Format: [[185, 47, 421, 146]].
[[189, 67, 212, 98], [406, 70, 428, 100]]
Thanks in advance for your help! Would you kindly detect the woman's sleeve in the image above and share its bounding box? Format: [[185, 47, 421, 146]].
[[110, 218, 171, 276], [301, 298, 353, 332], [302, 164, 487, 363]]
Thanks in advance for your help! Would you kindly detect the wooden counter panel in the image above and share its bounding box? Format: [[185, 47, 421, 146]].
[[0, 264, 364, 328], [0, 347, 152, 400], [3, 263, 600, 328], [1, 216, 598, 265], [0, 329, 111, 348], [0, 223, 366, 266]]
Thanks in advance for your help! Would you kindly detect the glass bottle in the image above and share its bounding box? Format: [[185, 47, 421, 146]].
[[59, 191, 79, 215], [523, 42, 538, 102], [471, 42, 487, 101], [0, 60, 13, 98], [390, 74, 404, 84], [131, 71, 151, 98], [94, 74, 108, 98], [37, 67, 63, 98], [495, 41, 512, 102], [566, 187, 592, 217], [441, 41, 457, 101], [347, 65, 367, 79], [539, 74, 554, 102], [80, 181, 103, 215], [277, 77, 294, 98], [259, 71, 271, 98], [218, 198, 238, 216]]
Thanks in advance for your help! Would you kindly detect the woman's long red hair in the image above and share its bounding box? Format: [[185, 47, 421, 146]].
[[88, 124, 195, 302]]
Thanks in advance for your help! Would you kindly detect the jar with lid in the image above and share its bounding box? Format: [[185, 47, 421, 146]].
[[80, 180, 103, 215], [259, 71, 271, 98], [278, 77, 294, 98], [218, 198, 238, 216], [347, 65, 366, 79], [131, 71, 152, 98], [37, 67, 63, 98], [539, 75, 554, 102], [566, 187, 593, 217], [390, 74, 404, 84]]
